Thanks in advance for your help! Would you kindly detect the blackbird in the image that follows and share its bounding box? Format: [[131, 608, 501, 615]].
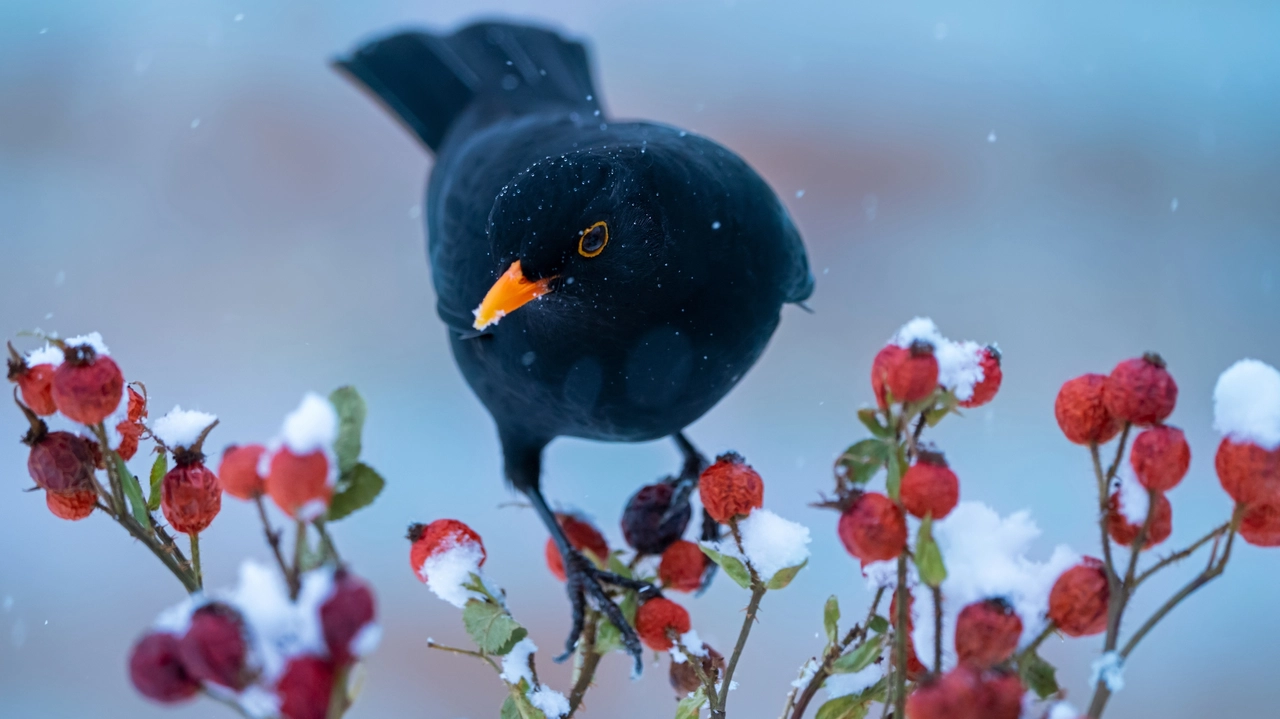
[[335, 20, 812, 671]]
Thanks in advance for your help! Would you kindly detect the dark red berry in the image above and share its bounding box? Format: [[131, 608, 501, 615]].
[[635, 597, 691, 651], [545, 513, 609, 582], [321, 570, 378, 666], [1106, 490, 1172, 549], [1103, 353, 1177, 427], [838, 492, 906, 564], [51, 343, 124, 425], [958, 346, 1002, 409], [954, 598, 1022, 668], [699, 452, 764, 523], [1048, 557, 1109, 637], [1216, 438, 1280, 507], [669, 643, 724, 695], [1129, 425, 1191, 492], [620, 482, 691, 554], [1055, 374, 1122, 445], [26, 429, 98, 495], [276, 655, 336, 719], [179, 603, 250, 690], [899, 450, 959, 520], [129, 632, 200, 704], [161, 462, 222, 534], [659, 540, 708, 593], [218, 444, 267, 500]]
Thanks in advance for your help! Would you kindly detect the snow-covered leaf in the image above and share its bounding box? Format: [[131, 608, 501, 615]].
[[699, 545, 752, 589], [328, 462, 385, 521], [831, 633, 883, 675], [463, 600, 528, 655], [814, 693, 870, 719], [328, 386, 367, 475]]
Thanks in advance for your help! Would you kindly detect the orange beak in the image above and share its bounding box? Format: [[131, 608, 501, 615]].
[[472, 260, 556, 331]]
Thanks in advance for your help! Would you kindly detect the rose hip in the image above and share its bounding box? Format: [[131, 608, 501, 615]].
[[1106, 490, 1172, 549], [218, 444, 267, 500], [129, 632, 200, 704], [873, 341, 939, 407], [321, 570, 378, 666], [837, 492, 906, 564], [1048, 557, 1109, 637], [545, 513, 609, 582], [276, 655, 336, 719], [659, 539, 708, 593], [635, 597, 691, 651], [899, 449, 959, 520], [1240, 499, 1280, 547], [958, 345, 1002, 409], [179, 603, 249, 690], [161, 462, 222, 534], [669, 643, 724, 695], [1055, 374, 1122, 445], [698, 452, 764, 523], [1103, 353, 1178, 427], [1216, 438, 1280, 507], [8, 343, 58, 416], [266, 448, 333, 520], [407, 519, 485, 582], [954, 598, 1023, 668], [46, 488, 96, 520], [26, 428, 97, 495], [621, 482, 691, 554], [51, 343, 124, 425], [1129, 425, 1191, 492]]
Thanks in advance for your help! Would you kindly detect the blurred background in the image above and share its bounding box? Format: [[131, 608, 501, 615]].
[[2, 1, 1279, 717]]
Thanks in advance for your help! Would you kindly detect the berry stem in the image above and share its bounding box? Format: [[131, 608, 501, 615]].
[[1088, 443, 1119, 586], [566, 609, 602, 717], [290, 519, 307, 600], [930, 584, 943, 673], [713, 582, 767, 717], [189, 532, 202, 590], [254, 493, 292, 589], [786, 587, 885, 719], [1132, 521, 1231, 589], [892, 551, 909, 719], [315, 519, 342, 564]]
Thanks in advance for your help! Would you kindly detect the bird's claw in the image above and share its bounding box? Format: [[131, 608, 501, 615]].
[[554, 548, 654, 675]]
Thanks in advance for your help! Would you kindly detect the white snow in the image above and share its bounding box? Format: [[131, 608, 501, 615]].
[[500, 637, 538, 685], [528, 686, 570, 717], [420, 541, 488, 609], [1048, 701, 1081, 719], [153, 406, 218, 449], [350, 622, 383, 658], [888, 318, 989, 401], [1213, 359, 1280, 450], [1116, 467, 1150, 526], [824, 661, 885, 698], [1089, 651, 1125, 693], [790, 658, 819, 689], [670, 630, 707, 664], [281, 393, 338, 455], [64, 331, 110, 356], [862, 560, 899, 589], [25, 344, 64, 367], [224, 561, 330, 682], [707, 509, 811, 584], [151, 595, 197, 635], [237, 686, 280, 719]]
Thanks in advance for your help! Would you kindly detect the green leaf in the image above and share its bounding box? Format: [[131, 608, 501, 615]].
[[114, 454, 151, 530], [885, 445, 906, 501], [856, 408, 891, 439], [607, 551, 634, 579], [767, 559, 807, 590], [823, 595, 840, 645], [915, 515, 947, 588], [923, 390, 958, 427], [501, 693, 546, 719], [1019, 651, 1060, 699], [868, 615, 890, 634], [699, 544, 752, 589], [327, 462, 385, 521], [674, 688, 707, 719], [834, 439, 889, 486], [147, 452, 167, 512], [328, 386, 367, 475], [462, 600, 528, 655], [830, 633, 884, 674], [814, 693, 870, 719], [501, 696, 521, 719]]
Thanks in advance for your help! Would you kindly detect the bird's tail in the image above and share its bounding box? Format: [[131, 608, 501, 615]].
[[333, 20, 601, 153]]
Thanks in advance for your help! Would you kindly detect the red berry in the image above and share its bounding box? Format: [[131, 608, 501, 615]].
[[1240, 499, 1280, 547], [1106, 490, 1172, 549], [899, 450, 959, 520], [266, 449, 332, 520], [51, 343, 124, 425], [698, 452, 764, 523], [1103, 354, 1177, 427], [26, 430, 97, 494], [906, 665, 983, 719], [46, 488, 96, 520], [219, 444, 267, 500], [128, 632, 200, 704], [635, 597, 691, 651], [979, 669, 1025, 719], [161, 462, 222, 534], [10, 362, 58, 416], [1129, 426, 1191, 492], [888, 591, 929, 681], [179, 603, 250, 690], [276, 655, 336, 719], [1048, 557, 1109, 637], [1055, 374, 1122, 445], [668, 643, 724, 695], [873, 341, 940, 407], [838, 492, 907, 564], [871, 345, 906, 409], [954, 598, 1022, 668], [407, 519, 486, 582], [1215, 438, 1280, 507], [659, 540, 708, 593], [621, 482, 691, 554], [321, 570, 378, 666], [958, 346, 1002, 409], [545, 513, 609, 582]]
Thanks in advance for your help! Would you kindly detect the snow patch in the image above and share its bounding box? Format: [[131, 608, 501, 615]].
[[224, 561, 330, 682], [151, 595, 197, 635], [528, 686, 570, 718], [790, 658, 819, 689], [861, 559, 899, 590], [153, 406, 217, 449], [237, 685, 280, 719], [708, 509, 811, 584], [1048, 701, 1081, 719], [889, 318, 990, 401], [1213, 359, 1280, 450], [281, 393, 338, 454], [500, 637, 538, 685], [824, 661, 884, 698], [64, 331, 109, 356], [350, 622, 382, 658], [1116, 467, 1149, 526], [420, 541, 487, 608], [25, 343, 64, 367], [1090, 651, 1125, 693]]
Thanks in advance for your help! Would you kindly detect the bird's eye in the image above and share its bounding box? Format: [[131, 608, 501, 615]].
[[577, 221, 609, 258]]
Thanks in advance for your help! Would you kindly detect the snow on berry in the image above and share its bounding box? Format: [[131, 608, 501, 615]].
[[408, 519, 488, 608], [954, 598, 1023, 667], [1214, 438, 1280, 507], [838, 492, 906, 564], [63, 331, 110, 355], [226, 562, 332, 683], [266, 448, 332, 520], [635, 597, 692, 651], [1239, 499, 1280, 547], [25, 428, 97, 494], [275, 655, 335, 719], [129, 632, 201, 704], [958, 346, 1002, 408], [699, 452, 764, 523], [1055, 374, 1122, 445], [899, 449, 960, 520], [1103, 354, 1178, 427], [219, 444, 268, 500], [1129, 425, 1191, 492], [51, 337, 123, 425], [161, 461, 222, 534], [153, 406, 218, 450], [319, 570, 380, 666], [659, 539, 708, 592], [1115, 466, 1150, 526], [1108, 488, 1172, 549], [889, 318, 995, 403], [25, 343, 65, 367], [1048, 557, 1110, 637], [1213, 359, 1280, 450], [621, 482, 691, 554], [706, 508, 811, 584], [281, 393, 339, 455], [45, 487, 96, 520], [179, 603, 251, 690], [545, 513, 609, 582]]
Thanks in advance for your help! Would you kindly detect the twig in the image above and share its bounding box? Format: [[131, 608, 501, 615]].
[[1017, 622, 1057, 662], [566, 610, 602, 717], [1089, 444, 1118, 585], [254, 494, 292, 586], [712, 583, 767, 717], [290, 519, 306, 600], [1133, 521, 1230, 589], [787, 587, 885, 719], [327, 663, 351, 719], [892, 553, 909, 719], [189, 532, 203, 590], [426, 639, 500, 667], [931, 584, 943, 673]]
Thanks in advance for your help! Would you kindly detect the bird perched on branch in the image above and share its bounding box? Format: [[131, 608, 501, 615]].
[[335, 20, 812, 673]]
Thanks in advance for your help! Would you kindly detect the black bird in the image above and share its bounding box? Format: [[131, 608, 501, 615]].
[[335, 20, 812, 671]]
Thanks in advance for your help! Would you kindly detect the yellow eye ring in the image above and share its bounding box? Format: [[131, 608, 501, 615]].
[[577, 221, 609, 258]]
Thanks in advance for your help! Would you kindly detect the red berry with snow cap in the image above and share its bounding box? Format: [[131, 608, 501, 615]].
[[179, 603, 250, 690], [321, 570, 378, 666], [46, 488, 96, 520], [1048, 557, 1109, 637], [1106, 490, 1172, 549], [276, 655, 336, 719], [1240, 499, 1280, 547], [954, 598, 1022, 668], [218, 444, 267, 500], [837, 491, 907, 564], [161, 463, 222, 534], [545, 513, 609, 582], [1215, 438, 1280, 507], [621, 482, 691, 554], [899, 449, 959, 520], [8, 343, 58, 416], [635, 596, 691, 651], [699, 452, 764, 523], [266, 449, 332, 519], [958, 346, 1002, 409], [51, 341, 123, 425], [659, 540, 709, 593], [408, 519, 486, 582], [1103, 353, 1178, 427], [873, 341, 940, 407], [1055, 374, 1122, 445], [129, 632, 200, 704], [1129, 425, 1191, 492]]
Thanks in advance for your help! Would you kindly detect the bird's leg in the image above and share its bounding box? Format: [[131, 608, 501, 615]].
[[665, 432, 723, 594], [524, 485, 650, 676]]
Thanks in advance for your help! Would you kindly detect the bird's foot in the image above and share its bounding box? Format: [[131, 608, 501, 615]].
[[555, 548, 658, 675], [662, 436, 722, 594]]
